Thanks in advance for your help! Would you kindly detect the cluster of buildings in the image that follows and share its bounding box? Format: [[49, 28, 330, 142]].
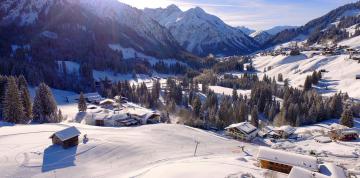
[[226, 122, 359, 143], [68, 92, 162, 127], [225, 122, 298, 142]]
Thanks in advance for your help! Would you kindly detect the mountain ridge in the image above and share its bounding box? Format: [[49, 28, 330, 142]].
[[144, 4, 260, 57]]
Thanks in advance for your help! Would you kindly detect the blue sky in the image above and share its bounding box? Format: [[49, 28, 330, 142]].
[[118, 0, 358, 30]]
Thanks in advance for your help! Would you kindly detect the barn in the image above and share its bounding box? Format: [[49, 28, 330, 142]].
[[225, 122, 258, 141], [256, 147, 318, 174], [50, 126, 81, 149]]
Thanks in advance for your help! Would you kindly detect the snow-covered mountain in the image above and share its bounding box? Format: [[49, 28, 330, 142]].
[[265, 26, 297, 35], [264, 1, 360, 47], [144, 5, 260, 57], [250, 31, 273, 45], [0, 0, 185, 60], [237, 26, 256, 35]]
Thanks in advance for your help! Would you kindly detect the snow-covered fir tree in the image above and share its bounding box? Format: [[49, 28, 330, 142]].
[[3, 77, 24, 123]]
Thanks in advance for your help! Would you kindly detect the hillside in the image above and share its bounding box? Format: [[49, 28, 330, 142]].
[[253, 51, 360, 100], [144, 5, 259, 57], [0, 0, 185, 61], [264, 2, 360, 47]]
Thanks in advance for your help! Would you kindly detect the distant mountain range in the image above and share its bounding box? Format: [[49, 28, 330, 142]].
[[144, 5, 260, 57], [237, 26, 256, 35], [0, 0, 187, 61], [0, 0, 359, 63]]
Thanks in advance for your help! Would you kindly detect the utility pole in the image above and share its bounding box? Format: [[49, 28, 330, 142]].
[[194, 140, 200, 157]]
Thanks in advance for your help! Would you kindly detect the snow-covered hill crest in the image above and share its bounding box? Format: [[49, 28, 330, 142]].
[[144, 5, 260, 57]]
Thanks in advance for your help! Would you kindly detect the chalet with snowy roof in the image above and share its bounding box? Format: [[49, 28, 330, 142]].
[[288, 163, 346, 178], [329, 128, 359, 141], [50, 126, 81, 149], [225, 122, 258, 141], [260, 125, 296, 139], [99, 99, 117, 109], [256, 147, 318, 174]]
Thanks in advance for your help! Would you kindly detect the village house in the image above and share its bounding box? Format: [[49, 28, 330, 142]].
[[288, 163, 346, 178], [256, 146, 318, 174], [329, 128, 359, 141], [225, 122, 258, 141], [99, 99, 117, 109], [50, 126, 81, 149], [260, 125, 296, 139]]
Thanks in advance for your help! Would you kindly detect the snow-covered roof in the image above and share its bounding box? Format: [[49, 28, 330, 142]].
[[51, 126, 81, 141], [100, 99, 116, 105], [330, 123, 348, 130], [288, 167, 327, 178], [225, 122, 257, 134], [256, 147, 318, 171], [320, 163, 347, 178], [314, 136, 332, 143], [289, 163, 347, 178], [273, 125, 296, 134]]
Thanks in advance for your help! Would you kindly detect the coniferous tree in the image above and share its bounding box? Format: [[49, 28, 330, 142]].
[[0, 76, 8, 118], [232, 87, 238, 102], [58, 109, 64, 121], [18, 75, 32, 121], [251, 105, 259, 128], [192, 96, 202, 117], [278, 73, 283, 82], [340, 108, 354, 128], [3, 77, 24, 123], [78, 92, 87, 112], [238, 101, 248, 123], [304, 76, 312, 91], [32, 83, 58, 123], [20, 86, 32, 121]]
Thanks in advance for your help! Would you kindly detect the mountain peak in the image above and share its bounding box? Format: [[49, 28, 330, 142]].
[[188, 7, 205, 14], [166, 4, 181, 12]]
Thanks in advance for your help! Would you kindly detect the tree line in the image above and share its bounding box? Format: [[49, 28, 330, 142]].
[[0, 75, 61, 124]]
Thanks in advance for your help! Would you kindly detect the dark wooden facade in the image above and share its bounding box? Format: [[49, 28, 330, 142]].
[[51, 135, 79, 149], [259, 160, 293, 174], [95, 119, 105, 126]]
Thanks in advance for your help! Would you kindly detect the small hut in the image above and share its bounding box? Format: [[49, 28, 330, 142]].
[[50, 126, 81, 149]]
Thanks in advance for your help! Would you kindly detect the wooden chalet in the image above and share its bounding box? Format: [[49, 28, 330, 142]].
[[260, 125, 296, 139], [99, 99, 116, 109], [256, 147, 318, 174], [329, 128, 359, 141], [50, 127, 81, 149], [225, 122, 258, 141]]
